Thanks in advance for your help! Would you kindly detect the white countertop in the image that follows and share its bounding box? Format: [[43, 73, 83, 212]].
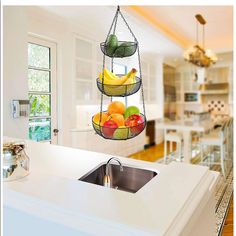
[[4, 140, 218, 235]]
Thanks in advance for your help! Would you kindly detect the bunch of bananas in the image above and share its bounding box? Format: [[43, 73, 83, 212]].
[[99, 68, 137, 85], [98, 68, 137, 96]]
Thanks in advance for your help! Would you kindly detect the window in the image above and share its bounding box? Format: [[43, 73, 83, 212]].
[[28, 38, 57, 143], [113, 63, 127, 74]]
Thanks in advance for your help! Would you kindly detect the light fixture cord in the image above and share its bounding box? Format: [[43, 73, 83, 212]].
[[196, 19, 198, 45], [202, 24, 205, 50]]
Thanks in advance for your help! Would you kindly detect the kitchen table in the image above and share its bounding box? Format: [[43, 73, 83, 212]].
[[156, 119, 214, 163]]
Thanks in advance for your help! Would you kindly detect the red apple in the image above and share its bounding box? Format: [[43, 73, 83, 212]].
[[125, 114, 145, 135], [102, 120, 118, 138]]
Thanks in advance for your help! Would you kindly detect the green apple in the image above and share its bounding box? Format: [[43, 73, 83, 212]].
[[124, 106, 140, 119], [113, 126, 130, 139]]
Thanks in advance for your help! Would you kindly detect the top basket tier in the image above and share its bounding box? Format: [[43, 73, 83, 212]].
[[100, 41, 137, 58]]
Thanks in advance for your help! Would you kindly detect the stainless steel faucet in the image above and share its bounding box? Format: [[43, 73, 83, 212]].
[[103, 157, 123, 188]]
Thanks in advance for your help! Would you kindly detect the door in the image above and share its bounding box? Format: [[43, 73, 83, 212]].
[[28, 36, 58, 144]]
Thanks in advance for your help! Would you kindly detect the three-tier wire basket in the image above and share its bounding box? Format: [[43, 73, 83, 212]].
[[92, 6, 146, 140]]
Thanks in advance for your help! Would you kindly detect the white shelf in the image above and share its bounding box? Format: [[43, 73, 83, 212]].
[[200, 90, 228, 95]]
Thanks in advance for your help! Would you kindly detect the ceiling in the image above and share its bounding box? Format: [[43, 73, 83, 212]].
[[40, 6, 233, 59], [127, 6, 233, 53], [40, 6, 183, 57]]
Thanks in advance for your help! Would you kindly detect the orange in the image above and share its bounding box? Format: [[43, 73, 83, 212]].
[[108, 101, 125, 115], [107, 113, 125, 127], [93, 112, 109, 125]]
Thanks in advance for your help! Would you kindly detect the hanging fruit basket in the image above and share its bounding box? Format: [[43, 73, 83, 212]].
[[100, 41, 138, 58], [92, 113, 146, 140], [96, 73, 142, 97], [93, 6, 146, 140]]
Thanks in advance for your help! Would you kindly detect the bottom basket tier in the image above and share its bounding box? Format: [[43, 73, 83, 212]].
[[92, 113, 146, 140]]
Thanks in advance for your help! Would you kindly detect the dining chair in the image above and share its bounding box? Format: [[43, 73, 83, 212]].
[[199, 119, 230, 179], [164, 129, 183, 163]]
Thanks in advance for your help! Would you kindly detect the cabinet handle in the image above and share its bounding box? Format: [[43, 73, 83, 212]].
[[53, 129, 59, 136]]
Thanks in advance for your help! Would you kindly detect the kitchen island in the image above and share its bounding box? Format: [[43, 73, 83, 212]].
[[4, 139, 219, 236]]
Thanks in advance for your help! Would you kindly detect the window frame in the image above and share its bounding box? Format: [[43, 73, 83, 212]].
[[28, 35, 57, 144]]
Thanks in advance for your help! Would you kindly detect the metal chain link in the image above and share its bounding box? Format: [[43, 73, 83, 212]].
[[118, 9, 137, 42], [99, 53, 106, 127], [137, 43, 146, 118], [105, 7, 119, 43]]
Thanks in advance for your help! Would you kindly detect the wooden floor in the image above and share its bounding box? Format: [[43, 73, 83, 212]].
[[222, 196, 234, 236], [129, 142, 233, 236], [129, 141, 176, 162]]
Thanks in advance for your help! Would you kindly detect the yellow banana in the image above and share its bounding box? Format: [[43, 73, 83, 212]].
[[123, 77, 136, 85], [99, 68, 137, 85], [104, 69, 119, 80], [120, 68, 137, 80], [99, 73, 126, 85], [99, 69, 118, 82], [121, 68, 137, 83]]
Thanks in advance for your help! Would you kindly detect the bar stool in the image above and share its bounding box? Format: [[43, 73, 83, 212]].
[[164, 130, 183, 163], [199, 120, 229, 179], [227, 118, 233, 161]]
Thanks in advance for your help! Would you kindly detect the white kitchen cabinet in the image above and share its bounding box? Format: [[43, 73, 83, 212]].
[[206, 66, 229, 83], [228, 65, 233, 105], [71, 129, 145, 156], [74, 36, 96, 104], [71, 129, 89, 150], [140, 59, 162, 104]]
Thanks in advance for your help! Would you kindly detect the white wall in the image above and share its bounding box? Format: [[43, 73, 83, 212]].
[[150, 57, 164, 144], [3, 7, 28, 139], [26, 7, 75, 146], [151, 56, 164, 118], [3, 6, 165, 148]]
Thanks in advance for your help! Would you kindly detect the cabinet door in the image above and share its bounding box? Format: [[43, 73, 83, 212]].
[[206, 67, 229, 83], [71, 131, 88, 149], [74, 36, 96, 104]]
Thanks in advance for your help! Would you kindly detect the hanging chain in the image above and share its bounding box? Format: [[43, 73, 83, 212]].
[[196, 19, 198, 46], [99, 53, 106, 127], [99, 5, 146, 129], [202, 24, 205, 50], [105, 9, 119, 43], [113, 7, 119, 35], [118, 9, 137, 42], [100, 6, 119, 127], [137, 43, 146, 118]]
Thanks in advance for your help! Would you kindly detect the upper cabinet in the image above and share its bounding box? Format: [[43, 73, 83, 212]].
[[163, 64, 176, 103], [74, 35, 111, 104], [74, 36, 95, 104], [140, 59, 160, 104], [206, 67, 229, 83]]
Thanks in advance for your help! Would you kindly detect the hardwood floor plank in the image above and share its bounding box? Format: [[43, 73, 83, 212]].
[[222, 196, 233, 236]]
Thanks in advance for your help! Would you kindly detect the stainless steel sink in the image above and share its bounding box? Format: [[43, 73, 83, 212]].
[[79, 163, 157, 193]]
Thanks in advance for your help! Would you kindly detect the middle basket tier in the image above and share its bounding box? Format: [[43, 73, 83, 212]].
[[97, 75, 141, 97], [97, 67, 142, 97]]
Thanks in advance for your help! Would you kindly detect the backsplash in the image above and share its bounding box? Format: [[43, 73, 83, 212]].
[[207, 100, 226, 113], [203, 95, 229, 115], [202, 95, 230, 124]]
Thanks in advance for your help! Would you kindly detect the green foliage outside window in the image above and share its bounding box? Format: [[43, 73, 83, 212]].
[[29, 119, 51, 141], [28, 42, 51, 142]]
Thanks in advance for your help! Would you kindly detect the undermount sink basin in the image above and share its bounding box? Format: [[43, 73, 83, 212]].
[[79, 163, 157, 193]]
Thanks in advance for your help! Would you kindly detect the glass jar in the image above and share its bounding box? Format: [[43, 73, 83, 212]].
[[3, 142, 30, 181]]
